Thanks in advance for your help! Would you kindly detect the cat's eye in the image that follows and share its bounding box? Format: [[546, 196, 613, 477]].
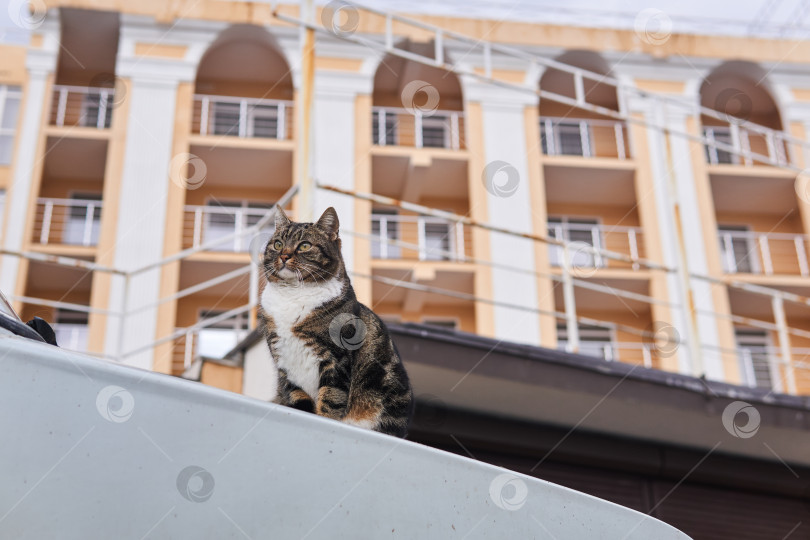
[[297, 242, 312, 252], [273, 240, 283, 250]]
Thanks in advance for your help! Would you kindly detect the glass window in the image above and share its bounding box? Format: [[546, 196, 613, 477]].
[[197, 310, 249, 359], [371, 209, 400, 259], [372, 110, 398, 145], [423, 221, 452, 261], [64, 193, 102, 246], [718, 225, 756, 273], [735, 328, 774, 390], [204, 200, 273, 252], [212, 101, 241, 136], [704, 127, 736, 165], [0, 85, 23, 165], [249, 103, 280, 138], [53, 309, 89, 351], [548, 217, 601, 267], [557, 323, 615, 360], [421, 114, 449, 148]]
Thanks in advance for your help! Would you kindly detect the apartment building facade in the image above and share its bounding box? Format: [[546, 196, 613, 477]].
[[2, 0, 810, 397]]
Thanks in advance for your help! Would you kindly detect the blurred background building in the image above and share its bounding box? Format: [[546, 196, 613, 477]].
[[3, 1, 810, 537]]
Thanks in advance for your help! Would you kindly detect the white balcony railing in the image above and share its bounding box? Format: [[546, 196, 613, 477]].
[[372, 106, 465, 150], [34, 198, 102, 247], [184, 205, 274, 252], [193, 94, 294, 140], [718, 229, 809, 276], [50, 85, 114, 129], [548, 221, 642, 270], [540, 117, 629, 159], [371, 213, 467, 261], [703, 125, 790, 167], [558, 340, 653, 367]]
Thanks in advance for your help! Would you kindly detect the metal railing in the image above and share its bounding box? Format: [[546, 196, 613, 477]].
[[372, 106, 465, 150], [371, 213, 468, 261], [718, 229, 810, 276], [704, 125, 790, 167], [558, 340, 653, 367], [50, 85, 114, 129], [33, 198, 101, 247], [183, 205, 277, 252], [192, 94, 294, 140], [540, 117, 629, 159], [548, 221, 643, 270]]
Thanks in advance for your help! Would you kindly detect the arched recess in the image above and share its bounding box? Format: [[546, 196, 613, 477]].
[[371, 39, 465, 150], [699, 61, 786, 166], [538, 50, 626, 159], [195, 24, 293, 100]]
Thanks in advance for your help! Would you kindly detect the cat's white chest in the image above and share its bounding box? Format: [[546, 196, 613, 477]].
[[261, 279, 343, 399]]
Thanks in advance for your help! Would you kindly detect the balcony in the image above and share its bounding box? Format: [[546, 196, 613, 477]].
[[547, 220, 643, 270], [540, 117, 629, 159], [703, 125, 790, 167], [183, 204, 274, 252], [718, 228, 809, 276], [371, 107, 465, 150], [49, 85, 114, 129], [192, 94, 294, 140], [32, 198, 101, 247], [371, 213, 470, 262]]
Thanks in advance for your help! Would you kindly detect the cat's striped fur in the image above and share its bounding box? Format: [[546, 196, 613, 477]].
[[259, 207, 413, 437]]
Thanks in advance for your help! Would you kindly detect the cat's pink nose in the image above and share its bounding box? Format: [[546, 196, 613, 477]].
[[279, 254, 291, 263]]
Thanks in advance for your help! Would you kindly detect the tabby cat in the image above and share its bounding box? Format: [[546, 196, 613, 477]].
[[259, 207, 413, 437]]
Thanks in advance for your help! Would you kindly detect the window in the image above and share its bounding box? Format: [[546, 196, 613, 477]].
[[547, 217, 603, 268], [735, 328, 775, 390], [248, 103, 281, 138], [541, 120, 587, 156], [372, 110, 398, 145], [64, 193, 102, 246], [421, 114, 449, 148], [557, 323, 615, 360], [422, 318, 457, 330], [197, 310, 249, 359], [704, 127, 736, 165], [423, 221, 453, 261], [371, 209, 400, 259], [81, 92, 113, 129], [204, 200, 273, 252], [0, 85, 22, 165], [718, 225, 757, 274], [53, 309, 89, 351], [212, 101, 241, 136]]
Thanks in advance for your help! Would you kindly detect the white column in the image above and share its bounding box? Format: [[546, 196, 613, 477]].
[[0, 14, 60, 298], [466, 82, 541, 346], [311, 70, 374, 275], [104, 21, 200, 368]]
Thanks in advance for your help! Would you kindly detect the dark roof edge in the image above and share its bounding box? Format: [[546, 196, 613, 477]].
[[389, 323, 810, 412]]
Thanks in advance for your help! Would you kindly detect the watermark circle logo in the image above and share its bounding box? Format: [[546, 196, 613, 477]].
[[249, 232, 274, 266], [8, 0, 47, 30], [489, 473, 528, 511], [328, 313, 367, 351], [401, 80, 440, 117], [482, 160, 520, 198], [722, 401, 760, 439], [714, 88, 753, 125], [89, 72, 127, 109], [567, 241, 599, 278], [169, 152, 207, 190], [321, 1, 359, 38], [643, 321, 680, 358], [634, 8, 672, 46], [96, 385, 135, 423], [176, 465, 215, 503]]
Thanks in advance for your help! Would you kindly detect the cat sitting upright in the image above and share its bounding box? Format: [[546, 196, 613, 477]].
[[259, 206, 413, 437]]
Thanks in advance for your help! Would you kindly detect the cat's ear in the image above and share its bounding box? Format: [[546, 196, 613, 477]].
[[316, 207, 339, 240], [274, 206, 290, 230]]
